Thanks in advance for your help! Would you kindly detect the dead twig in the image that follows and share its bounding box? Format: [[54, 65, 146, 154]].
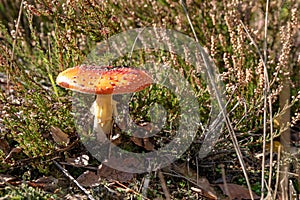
[[181, 1, 254, 199], [8, 0, 23, 90], [141, 173, 150, 199], [220, 164, 232, 200], [158, 170, 171, 200], [240, 19, 273, 200], [53, 160, 95, 200]]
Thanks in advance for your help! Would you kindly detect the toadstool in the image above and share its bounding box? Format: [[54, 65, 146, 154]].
[[56, 65, 153, 135]]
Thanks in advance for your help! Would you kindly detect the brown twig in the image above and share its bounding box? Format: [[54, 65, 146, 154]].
[[273, 145, 281, 199], [8, 0, 23, 90], [158, 170, 171, 200], [220, 164, 232, 200], [5, 138, 80, 169], [53, 160, 95, 200], [181, 1, 254, 199]]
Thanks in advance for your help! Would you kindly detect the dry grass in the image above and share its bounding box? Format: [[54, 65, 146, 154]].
[[0, 0, 299, 199]]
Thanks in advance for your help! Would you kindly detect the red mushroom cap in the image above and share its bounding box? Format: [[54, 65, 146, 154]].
[[56, 66, 153, 95]]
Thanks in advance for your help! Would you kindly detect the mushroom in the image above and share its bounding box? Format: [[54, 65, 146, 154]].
[[56, 65, 153, 135]]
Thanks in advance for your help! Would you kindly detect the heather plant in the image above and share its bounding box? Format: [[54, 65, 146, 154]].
[[0, 0, 299, 199]]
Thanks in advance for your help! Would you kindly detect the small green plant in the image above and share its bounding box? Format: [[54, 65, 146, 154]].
[[0, 183, 56, 199], [0, 0, 299, 199]]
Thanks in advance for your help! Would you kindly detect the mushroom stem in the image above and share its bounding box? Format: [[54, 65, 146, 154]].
[[91, 94, 114, 134]]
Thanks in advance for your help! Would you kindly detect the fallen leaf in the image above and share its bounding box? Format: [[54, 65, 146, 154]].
[[217, 183, 260, 200], [76, 170, 100, 187], [98, 164, 134, 182], [172, 163, 217, 199], [142, 138, 155, 151], [0, 138, 10, 155], [27, 176, 58, 191], [50, 126, 70, 145], [131, 137, 143, 147], [131, 137, 155, 151]]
